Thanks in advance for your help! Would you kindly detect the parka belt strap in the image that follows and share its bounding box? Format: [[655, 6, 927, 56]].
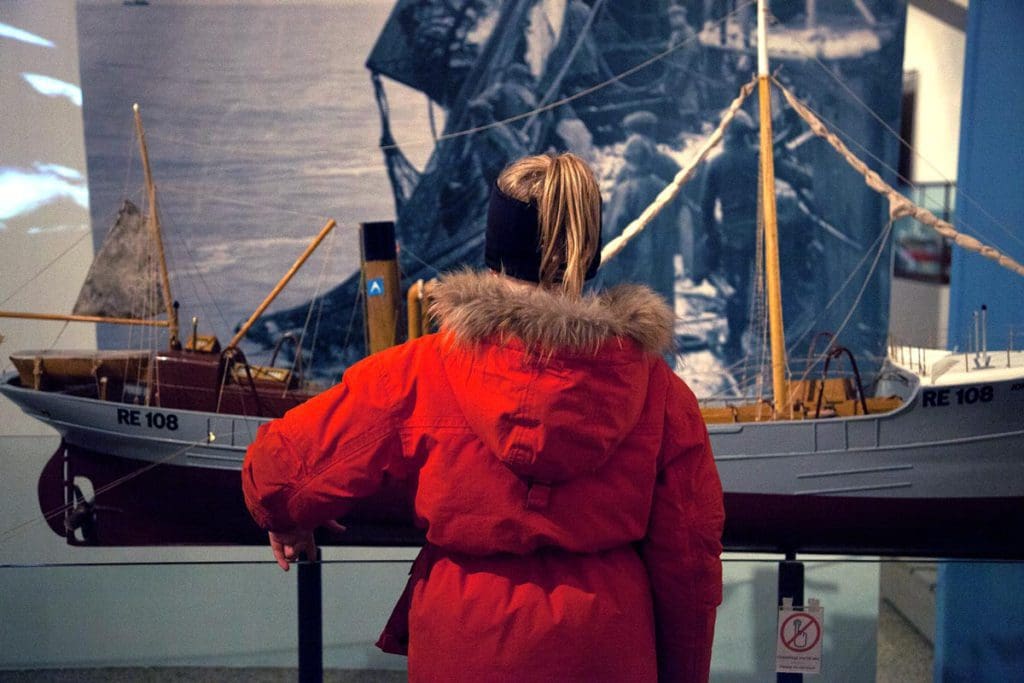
[[376, 543, 443, 656]]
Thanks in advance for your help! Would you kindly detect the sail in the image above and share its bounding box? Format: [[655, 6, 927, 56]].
[[73, 199, 165, 320]]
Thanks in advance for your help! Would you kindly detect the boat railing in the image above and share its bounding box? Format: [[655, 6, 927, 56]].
[[267, 331, 305, 387], [886, 338, 933, 376], [958, 308, 1024, 372], [890, 320, 1024, 382]]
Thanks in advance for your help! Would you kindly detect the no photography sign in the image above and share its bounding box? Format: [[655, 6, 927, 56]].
[[776, 598, 824, 674]]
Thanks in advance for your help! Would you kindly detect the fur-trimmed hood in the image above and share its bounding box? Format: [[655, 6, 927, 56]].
[[428, 268, 675, 355], [426, 269, 676, 484]]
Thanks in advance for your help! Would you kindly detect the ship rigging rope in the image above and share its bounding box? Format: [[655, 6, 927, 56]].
[[286, 227, 338, 393], [599, 77, 758, 267], [791, 36, 1024, 253], [305, 245, 334, 380], [128, 122, 343, 229], [774, 77, 1024, 279], [751, 163, 771, 401], [397, 244, 444, 281], [713, 213, 897, 401], [157, 183, 334, 224], [170, 230, 235, 346], [340, 277, 365, 360], [784, 216, 897, 380], [0, 230, 92, 308], [46, 320, 71, 356], [789, 220, 896, 390]]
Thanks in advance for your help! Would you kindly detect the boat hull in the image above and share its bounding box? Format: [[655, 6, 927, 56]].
[[724, 491, 1024, 558], [37, 440, 423, 547], [2, 372, 264, 470], [711, 373, 1024, 500], [2, 372, 422, 547], [3, 367, 1023, 556]]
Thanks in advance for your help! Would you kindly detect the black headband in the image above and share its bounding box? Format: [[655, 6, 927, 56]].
[[484, 183, 600, 283]]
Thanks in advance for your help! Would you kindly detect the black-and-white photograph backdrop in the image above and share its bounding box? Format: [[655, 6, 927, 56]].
[[78, 0, 907, 395]]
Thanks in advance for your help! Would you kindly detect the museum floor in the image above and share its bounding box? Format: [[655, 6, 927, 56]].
[[0, 599, 933, 683]]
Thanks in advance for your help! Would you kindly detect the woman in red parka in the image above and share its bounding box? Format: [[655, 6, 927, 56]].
[[242, 152, 724, 682]]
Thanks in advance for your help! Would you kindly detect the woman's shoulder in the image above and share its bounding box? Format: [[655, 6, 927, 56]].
[[341, 333, 447, 385]]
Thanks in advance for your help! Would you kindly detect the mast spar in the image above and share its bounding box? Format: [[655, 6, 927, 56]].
[[133, 103, 180, 349], [226, 219, 338, 352], [757, 0, 789, 413]]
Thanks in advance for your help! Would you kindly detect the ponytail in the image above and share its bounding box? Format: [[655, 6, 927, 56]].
[[496, 153, 601, 298]]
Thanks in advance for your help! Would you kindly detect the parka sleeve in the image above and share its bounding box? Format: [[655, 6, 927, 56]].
[[241, 349, 418, 532], [640, 372, 725, 683]]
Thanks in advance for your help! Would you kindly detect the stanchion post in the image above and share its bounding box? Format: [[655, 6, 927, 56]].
[[360, 220, 401, 354], [298, 548, 323, 683], [778, 553, 804, 683]]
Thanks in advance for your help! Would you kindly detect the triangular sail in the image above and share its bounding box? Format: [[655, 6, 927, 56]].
[[73, 199, 165, 319]]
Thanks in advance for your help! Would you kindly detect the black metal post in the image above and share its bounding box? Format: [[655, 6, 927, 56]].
[[777, 553, 804, 683], [298, 548, 323, 683]]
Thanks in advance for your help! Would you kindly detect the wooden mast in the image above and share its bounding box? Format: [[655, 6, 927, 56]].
[[226, 219, 337, 351], [756, 0, 789, 412], [133, 103, 180, 349]]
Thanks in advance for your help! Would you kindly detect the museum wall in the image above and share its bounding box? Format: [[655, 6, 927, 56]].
[[887, 0, 966, 349], [935, 1, 1024, 676], [946, 0, 1024, 351], [0, 1, 95, 437], [903, 0, 965, 185]]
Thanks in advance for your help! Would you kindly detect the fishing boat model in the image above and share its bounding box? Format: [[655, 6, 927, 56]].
[[0, 106, 419, 546], [2, 1, 1022, 557], [581, 2, 1024, 557]]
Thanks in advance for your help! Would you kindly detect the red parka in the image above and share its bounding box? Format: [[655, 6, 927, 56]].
[[242, 270, 724, 682]]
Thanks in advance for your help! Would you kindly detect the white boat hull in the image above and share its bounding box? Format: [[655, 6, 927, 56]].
[[0, 375, 264, 471], [4, 353, 1024, 497], [3, 351, 1024, 555]]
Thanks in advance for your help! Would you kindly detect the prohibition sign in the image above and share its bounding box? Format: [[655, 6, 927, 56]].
[[780, 612, 821, 653]]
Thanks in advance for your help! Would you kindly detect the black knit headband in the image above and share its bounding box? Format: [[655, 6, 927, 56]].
[[484, 183, 600, 283]]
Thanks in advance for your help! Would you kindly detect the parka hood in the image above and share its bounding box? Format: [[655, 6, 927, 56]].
[[429, 269, 675, 483]]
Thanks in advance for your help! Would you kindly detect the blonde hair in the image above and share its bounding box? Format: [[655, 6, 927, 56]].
[[496, 152, 601, 298]]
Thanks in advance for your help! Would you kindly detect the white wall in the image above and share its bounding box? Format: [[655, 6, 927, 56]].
[[889, 277, 951, 348], [889, 0, 967, 347], [0, 0, 95, 437], [903, 0, 967, 184]]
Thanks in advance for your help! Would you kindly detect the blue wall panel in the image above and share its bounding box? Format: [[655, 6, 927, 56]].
[[947, 0, 1024, 350], [937, 2, 1024, 680]]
